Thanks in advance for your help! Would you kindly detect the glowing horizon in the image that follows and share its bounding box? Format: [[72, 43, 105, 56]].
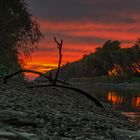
[[24, 18, 139, 80], [24, 0, 140, 80]]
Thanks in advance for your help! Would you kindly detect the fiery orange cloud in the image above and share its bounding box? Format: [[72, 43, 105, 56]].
[[24, 18, 139, 80]]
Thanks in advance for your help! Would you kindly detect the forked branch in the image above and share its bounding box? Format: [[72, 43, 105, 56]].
[[53, 37, 63, 85]]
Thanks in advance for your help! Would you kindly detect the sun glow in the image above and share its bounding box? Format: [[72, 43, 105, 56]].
[[24, 62, 58, 80]]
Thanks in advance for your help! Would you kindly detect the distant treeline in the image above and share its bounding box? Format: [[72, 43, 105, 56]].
[[47, 40, 140, 80], [83, 40, 140, 76]]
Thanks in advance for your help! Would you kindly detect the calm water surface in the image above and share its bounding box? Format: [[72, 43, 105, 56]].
[[92, 88, 140, 124]]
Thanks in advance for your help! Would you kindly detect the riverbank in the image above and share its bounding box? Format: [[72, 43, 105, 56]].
[[69, 76, 140, 90], [0, 79, 140, 139]]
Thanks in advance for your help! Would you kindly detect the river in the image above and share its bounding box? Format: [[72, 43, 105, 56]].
[[92, 88, 140, 124]]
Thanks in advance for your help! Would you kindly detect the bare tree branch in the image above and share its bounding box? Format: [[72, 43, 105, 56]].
[[3, 69, 70, 85], [28, 84, 105, 109], [53, 37, 63, 85], [3, 37, 104, 110], [54, 37, 63, 48]]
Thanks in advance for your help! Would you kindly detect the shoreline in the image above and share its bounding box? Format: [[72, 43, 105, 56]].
[[0, 80, 140, 139], [69, 77, 140, 90]]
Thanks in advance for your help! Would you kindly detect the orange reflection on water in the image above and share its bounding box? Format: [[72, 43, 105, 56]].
[[108, 91, 140, 110], [108, 91, 123, 104], [132, 97, 140, 109]]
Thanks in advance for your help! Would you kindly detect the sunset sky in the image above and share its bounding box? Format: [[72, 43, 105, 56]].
[[25, 0, 140, 79]]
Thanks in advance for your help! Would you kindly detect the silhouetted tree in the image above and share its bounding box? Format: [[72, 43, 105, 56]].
[[43, 39, 140, 80], [0, 0, 42, 74], [94, 40, 121, 75], [93, 40, 140, 76], [81, 40, 139, 77]]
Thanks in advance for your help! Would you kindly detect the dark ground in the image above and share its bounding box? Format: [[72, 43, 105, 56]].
[[0, 79, 139, 140]]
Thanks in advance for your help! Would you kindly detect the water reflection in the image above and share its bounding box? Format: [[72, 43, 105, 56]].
[[107, 91, 140, 111], [108, 92, 124, 104], [132, 97, 140, 110], [93, 89, 140, 124]]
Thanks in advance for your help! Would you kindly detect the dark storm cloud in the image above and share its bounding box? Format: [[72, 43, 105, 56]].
[[26, 0, 140, 23]]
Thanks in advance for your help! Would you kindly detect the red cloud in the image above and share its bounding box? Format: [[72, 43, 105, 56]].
[[24, 18, 139, 80]]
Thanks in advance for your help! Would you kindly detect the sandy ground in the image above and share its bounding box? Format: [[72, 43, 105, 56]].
[[0, 79, 139, 140]]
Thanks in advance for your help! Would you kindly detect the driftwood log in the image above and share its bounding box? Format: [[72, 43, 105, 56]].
[[29, 84, 104, 109], [3, 69, 70, 85], [3, 68, 104, 109]]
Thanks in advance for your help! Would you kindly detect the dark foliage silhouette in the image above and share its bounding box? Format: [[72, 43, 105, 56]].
[[53, 40, 140, 80], [94, 40, 140, 76], [0, 0, 42, 73]]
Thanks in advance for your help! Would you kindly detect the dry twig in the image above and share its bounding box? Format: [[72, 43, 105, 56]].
[[53, 37, 63, 85]]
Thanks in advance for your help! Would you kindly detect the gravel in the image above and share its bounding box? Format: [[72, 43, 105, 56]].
[[0, 79, 139, 140]]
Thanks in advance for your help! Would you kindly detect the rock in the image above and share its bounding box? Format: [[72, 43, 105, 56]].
[[0, 130, 39, 140], [111, 128, 140, 140]]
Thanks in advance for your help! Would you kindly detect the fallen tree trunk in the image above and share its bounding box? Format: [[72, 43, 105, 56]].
[[3, 69, 70, 85], [29, 84, 105, 109]]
